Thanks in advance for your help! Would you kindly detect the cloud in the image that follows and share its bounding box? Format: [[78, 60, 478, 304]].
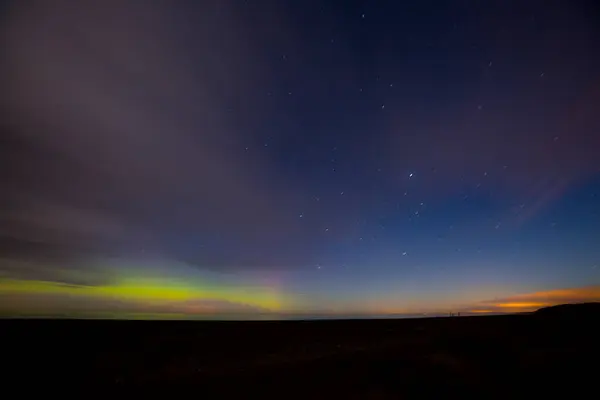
[[0, 0, 331, 271]]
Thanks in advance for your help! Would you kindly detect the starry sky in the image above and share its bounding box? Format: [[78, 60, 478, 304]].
[[1, 0, 600, 319]]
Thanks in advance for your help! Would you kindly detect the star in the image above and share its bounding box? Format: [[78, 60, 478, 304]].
[[361, 13, 365, 18], [409, 173, 414, 178], [299, 213, 304, 218], [402, 251, 407, 256]]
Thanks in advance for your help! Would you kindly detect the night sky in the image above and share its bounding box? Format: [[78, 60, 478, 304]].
[[1, 0, 599, 318]]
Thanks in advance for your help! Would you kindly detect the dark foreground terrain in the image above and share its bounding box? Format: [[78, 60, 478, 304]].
[[2, 304, 598, 398]]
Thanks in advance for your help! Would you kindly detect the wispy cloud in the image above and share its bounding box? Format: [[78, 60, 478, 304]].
[[0, 0, 333, 271]]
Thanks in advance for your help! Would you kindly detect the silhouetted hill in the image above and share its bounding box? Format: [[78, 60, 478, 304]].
[[534, 302, 600, 319]]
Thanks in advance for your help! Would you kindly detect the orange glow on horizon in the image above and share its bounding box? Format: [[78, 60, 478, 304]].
[[496, 302, 547, 309], [468, 285, 600, 313]]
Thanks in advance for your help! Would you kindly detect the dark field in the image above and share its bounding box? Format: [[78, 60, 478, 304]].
[[2, 311, 598, 397]]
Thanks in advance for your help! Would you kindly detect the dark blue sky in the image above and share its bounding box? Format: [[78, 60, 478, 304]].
[[1, 0, 599, 316]]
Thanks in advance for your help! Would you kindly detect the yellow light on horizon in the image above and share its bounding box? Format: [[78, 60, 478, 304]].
[[496, 302, 547, 309], [0, 277, 283, 313]]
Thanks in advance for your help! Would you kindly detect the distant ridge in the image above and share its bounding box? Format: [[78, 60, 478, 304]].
[[533, 302, 600, 321]]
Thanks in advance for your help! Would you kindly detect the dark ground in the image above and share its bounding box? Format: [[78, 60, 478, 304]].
[[2, 307, 598, 398]]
